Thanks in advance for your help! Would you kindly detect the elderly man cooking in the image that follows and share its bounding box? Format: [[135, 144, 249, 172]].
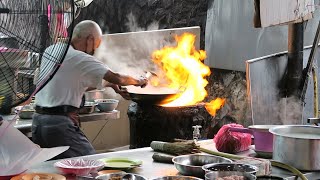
[[32, 20, 148, 159]]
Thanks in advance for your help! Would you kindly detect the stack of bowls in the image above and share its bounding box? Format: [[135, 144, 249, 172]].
[[202, 163, 258, 180]]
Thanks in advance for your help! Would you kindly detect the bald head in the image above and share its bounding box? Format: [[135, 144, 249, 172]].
[[71, 20, 103, 55], [72, 20, 102, 41]]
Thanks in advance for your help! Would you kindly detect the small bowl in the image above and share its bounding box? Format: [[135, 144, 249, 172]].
[[205, 171, 256, 180], [96, 173, 146, 180], [202, 163, 259, 175], [172, 154, 232, 177], [95, 99, 119, 112], [54, 159, 105, 176], [151, 176, 203, 180]]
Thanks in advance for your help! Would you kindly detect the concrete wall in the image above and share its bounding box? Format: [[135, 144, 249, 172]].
[[76, 0, 208, 49]]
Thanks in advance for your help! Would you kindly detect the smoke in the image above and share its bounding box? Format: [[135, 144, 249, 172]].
[[94, 12, 175, 99], [125, 12, 159, 32]]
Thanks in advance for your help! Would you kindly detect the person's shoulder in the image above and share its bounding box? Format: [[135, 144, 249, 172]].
[[72, 51, 102, 64], [73, 50, 97, 61]]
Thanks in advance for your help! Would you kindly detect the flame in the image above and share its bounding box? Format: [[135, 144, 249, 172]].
[[150, 33, 225, 115], [152, 33, 210, 106], [205, 98, 226, 116]]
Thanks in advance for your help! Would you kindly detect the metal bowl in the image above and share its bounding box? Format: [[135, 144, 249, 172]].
[[85, 90, 105, 102], [96, 173, 146, 180], [256, 175, 287, 180], [172, 154, 232, 178], [79, 104, 96, 114], [205, 171, 256, 180], [151, 176, 203, 180], [202, 163, 259, 175], [19, 110, 34, 119]]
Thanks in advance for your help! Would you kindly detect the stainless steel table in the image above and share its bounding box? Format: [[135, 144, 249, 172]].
[[26, 146, 320, 180], [2, 111, 120, 130]]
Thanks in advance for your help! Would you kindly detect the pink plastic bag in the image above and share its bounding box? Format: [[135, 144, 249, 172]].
[[214, 123, 252, 153]]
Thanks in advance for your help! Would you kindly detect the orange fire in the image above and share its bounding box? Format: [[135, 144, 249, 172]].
[[150, 33, 225, 116], [205, 98, 226, 116]]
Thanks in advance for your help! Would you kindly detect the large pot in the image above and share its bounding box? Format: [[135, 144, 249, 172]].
[[229, 125, 278, 152], [269, 125, 320, 170]]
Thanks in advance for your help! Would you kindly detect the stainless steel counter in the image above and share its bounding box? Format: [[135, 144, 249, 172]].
[[26, 142, 320, 180], [2, 111, 120, 130]]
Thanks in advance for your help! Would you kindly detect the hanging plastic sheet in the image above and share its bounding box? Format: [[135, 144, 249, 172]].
[[0, 120, 68, 176]]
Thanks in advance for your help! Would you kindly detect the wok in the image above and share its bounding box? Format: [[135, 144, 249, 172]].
[[125, 86, 180, 105]]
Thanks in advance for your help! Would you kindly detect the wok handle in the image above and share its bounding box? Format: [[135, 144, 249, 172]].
[[229, 127, 253, 134]]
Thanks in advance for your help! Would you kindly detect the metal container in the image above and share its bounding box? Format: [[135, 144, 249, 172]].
[[202, 163, 258, 175], [78, 105, 96, 114], [151, 176, 203, 180], [85, 90, 104, 102], [307, 118, 320, 126], [269, 125, 320, 170], [205, 171, 256, 180], [172, 154, 232, 178]]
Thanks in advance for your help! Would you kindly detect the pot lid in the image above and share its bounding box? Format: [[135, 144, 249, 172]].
[[269, 125, 320, 139]]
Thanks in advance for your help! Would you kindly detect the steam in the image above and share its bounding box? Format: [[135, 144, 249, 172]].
[[95, 12, 174, 76], [94, 12, 175, 99], [251, 94, 304, 125], [278, 96, 303, 125]]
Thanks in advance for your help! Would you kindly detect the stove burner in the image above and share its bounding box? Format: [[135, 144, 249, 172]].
[[127, 102, 230, 148]]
